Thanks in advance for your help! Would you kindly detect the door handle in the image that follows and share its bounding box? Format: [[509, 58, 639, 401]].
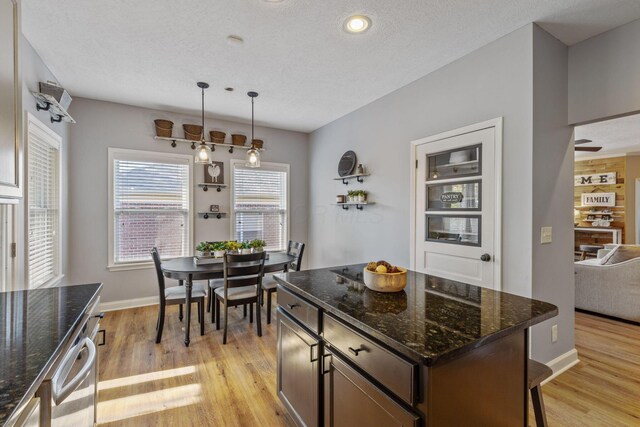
[[480, 253, 491, 262]]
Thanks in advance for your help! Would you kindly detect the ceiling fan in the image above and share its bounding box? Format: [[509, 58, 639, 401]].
[[575, 139, 602, 152]]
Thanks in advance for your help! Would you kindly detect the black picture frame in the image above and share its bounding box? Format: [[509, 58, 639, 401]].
[[204, 161, 224, 184]]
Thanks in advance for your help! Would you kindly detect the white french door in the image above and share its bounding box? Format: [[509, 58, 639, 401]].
[[411, 119, 502, 290]]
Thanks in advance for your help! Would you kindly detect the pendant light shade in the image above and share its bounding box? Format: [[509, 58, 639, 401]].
[[196, 143, 212, 164], [194, 82, 213, 165], [245, 91, 260, 168]]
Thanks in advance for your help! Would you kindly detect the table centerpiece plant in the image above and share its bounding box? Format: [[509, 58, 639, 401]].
[[225, 241, 242, 254], [239, 241, 252, 254], [211, 241, 227, 258], [249, 239, 266, 252], [196, 241, 212, 257]]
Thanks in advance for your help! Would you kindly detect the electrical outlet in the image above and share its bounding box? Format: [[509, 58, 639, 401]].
[[551, 324, 558, 343], [541, 227, 553, 244]]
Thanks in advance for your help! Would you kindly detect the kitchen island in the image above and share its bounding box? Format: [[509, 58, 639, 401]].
[[274, 264, 557, 427], [0, 283, 102, 426]]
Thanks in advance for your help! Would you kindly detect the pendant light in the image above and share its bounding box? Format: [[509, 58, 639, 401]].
[[245, 91, 260, 168], [195, 82, 213, 164]]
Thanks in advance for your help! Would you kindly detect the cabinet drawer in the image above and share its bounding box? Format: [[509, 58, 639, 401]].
[[323, 350, 420, 427], [323, 313, 417, 405], [277, 285, 320, 334]]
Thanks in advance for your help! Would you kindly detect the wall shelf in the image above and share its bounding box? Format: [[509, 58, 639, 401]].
[[197, 183, 226, 192], [333, 173, 369, 185], [31, 92, 76, 124], [154, 136, 264, 153], [336, 202, 374, 211], [198, 212, 227, 219]]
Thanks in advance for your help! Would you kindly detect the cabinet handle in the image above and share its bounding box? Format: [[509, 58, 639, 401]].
[[322, 353, 332, 374], [287, 303, 299, 310], [348, 346, 365, 356], [310, 343, 318, 363]]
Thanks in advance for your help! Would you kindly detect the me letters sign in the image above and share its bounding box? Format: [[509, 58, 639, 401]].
[[581, 192, 616, 207], [575, 172, 616, 186]]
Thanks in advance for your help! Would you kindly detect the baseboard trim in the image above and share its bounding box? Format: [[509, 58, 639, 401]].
[[542, 348, 580, 385], [100, 296, 158, 312]]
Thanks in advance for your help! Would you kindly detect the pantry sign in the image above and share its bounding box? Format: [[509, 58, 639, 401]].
[[581, 192, 616, 207]]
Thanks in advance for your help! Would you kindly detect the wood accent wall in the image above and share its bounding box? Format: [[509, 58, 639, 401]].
[[575, 157, 626, 245]]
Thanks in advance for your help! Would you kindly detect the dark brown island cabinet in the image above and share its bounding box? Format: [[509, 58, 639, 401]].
[[274, 265, 557, 427]]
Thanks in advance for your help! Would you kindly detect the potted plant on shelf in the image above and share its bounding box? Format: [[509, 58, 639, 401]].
[[356, 190, 368, 203], [347, 190, 357, 203], [239, 241, 252, 254], [249, 239, 266, 252], [196, 241, 211, 257], [225, 241, 242, 254], [211, 241, 226, 258]]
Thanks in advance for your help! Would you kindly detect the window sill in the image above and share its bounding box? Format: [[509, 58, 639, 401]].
[[108, 262, 155, 272]]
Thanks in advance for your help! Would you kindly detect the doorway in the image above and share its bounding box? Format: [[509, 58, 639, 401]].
[[410, 118, 502, 290]]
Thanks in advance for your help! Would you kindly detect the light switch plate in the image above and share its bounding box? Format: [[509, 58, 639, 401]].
[[541, 227, 552, 244]]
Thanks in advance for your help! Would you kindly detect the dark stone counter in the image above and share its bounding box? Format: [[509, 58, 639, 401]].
[[0, 283, 102, 426], [274, 264, 557, 366]]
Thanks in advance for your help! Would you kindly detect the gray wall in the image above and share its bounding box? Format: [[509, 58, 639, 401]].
[[531, 26, 575, 362], [67, 98, 309, 304], [569, 18, 640, 125], [15, 36, 70, 287], [308, 24, 534, 298], [308, 24, 575, 365]]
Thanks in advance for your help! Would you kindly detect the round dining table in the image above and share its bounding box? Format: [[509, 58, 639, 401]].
[[161, 252, 295, 346]]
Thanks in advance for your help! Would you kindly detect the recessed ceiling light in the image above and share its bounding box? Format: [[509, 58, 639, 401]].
[[344, 15, 371, 34], [226, 35, 244, 45]]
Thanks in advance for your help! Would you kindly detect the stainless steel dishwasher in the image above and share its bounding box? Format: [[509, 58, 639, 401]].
[[37, 299, 102, 427]]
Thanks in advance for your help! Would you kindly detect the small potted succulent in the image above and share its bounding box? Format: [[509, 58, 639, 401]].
[[225, 241, 241, 254], [347, 190, 357, 203], [239, 241, 252, 254], [355, 190, 367, 203], [196, 241, 211, 257], [211, 241, 226, 258], [249, 239, 266, 252]]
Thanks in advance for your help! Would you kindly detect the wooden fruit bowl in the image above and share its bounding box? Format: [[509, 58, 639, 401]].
[[362, 267, 407, 292]]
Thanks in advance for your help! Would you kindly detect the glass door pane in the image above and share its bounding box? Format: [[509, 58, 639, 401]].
[[426, 215, 481, 246], [426, 180, 481, 211], [426, 144, 481, 181]]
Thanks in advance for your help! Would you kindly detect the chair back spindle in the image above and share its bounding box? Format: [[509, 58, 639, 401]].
[[287, 241, 305, 272], [151, 247, 166, 304]]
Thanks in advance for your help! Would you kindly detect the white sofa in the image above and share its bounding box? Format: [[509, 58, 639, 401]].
[[575, 246, 640, 322]]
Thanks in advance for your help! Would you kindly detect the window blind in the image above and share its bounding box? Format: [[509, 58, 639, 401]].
[[113, 158, 190, 264], [28, 130, 59, 288], [232, 164, 288, 251]]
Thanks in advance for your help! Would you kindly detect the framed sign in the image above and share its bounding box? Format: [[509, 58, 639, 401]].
[[575, 172, 616, 186], [581, 192, 616, 207], [204, 161, 224, 184]]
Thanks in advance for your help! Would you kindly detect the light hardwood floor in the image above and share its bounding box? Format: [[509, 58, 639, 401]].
[[98, 305, 639, 426]]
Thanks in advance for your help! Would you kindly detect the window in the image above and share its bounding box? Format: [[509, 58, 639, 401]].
[[108, 148, 193, 270], [27, 115, 61, 288], [231, 160, 289, 251]]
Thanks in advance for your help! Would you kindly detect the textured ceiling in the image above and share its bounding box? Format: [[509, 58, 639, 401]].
[[575, 113, 640, 158], [22, 0, 640, 133]]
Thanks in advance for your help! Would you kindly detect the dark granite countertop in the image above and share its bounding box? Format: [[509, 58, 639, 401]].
[[0, 283, 102, 426], [274, 265, 557, 366]]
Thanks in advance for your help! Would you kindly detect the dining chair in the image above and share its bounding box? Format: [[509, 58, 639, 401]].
[[215, 251, 266, 344], [151, 247, 207, 343], [262, 241, 305, 324]]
